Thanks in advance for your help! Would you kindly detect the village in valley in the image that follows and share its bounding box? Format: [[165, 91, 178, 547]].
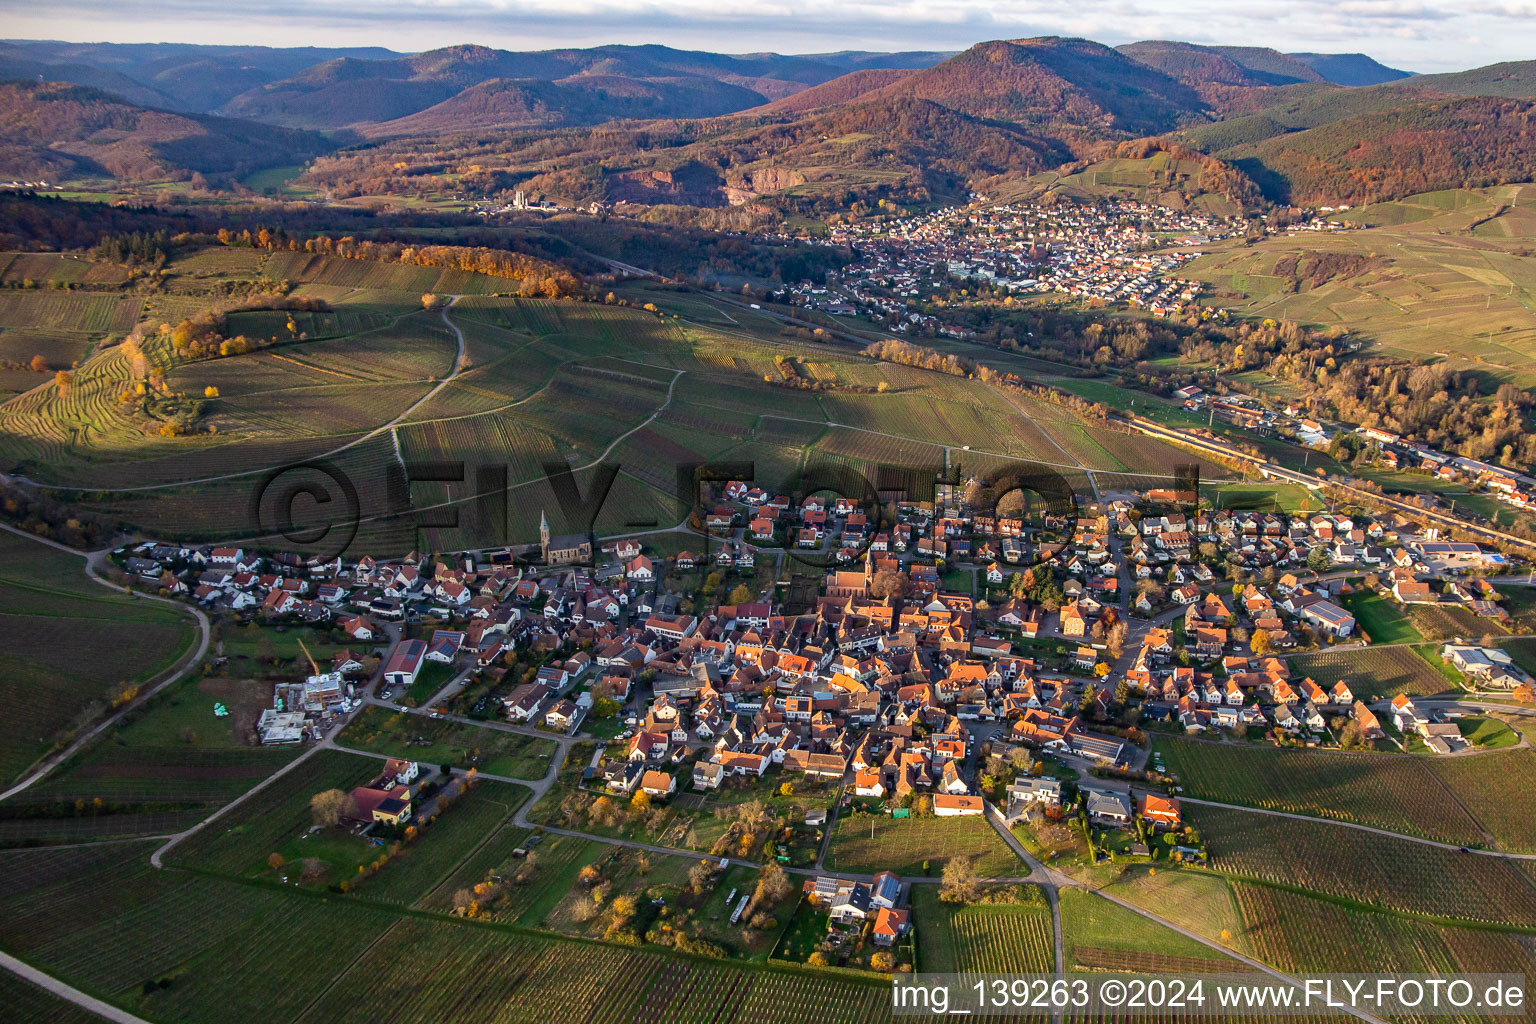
[[102, 457, 1536, 971], [779, 197, 1258, 332], [18, 8, 1536, 1018]]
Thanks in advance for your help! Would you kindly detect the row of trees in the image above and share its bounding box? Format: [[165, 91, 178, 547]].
[[162, 295, 330, 362], [217, 229, 587, 299]]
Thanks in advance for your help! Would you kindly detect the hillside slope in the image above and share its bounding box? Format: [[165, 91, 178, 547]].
[[873, 37, 1209, 136], [0, 81, 331, 182], [0, 46, 175, 108], [0, 41, 400, 112], [1223, 95, 1536, 204], [362, 74, 770, 136], [1117, 41, 1274, 88], [1288, 52, 1413, 86], [755, 69, 915, 114], [1403, 61, 1536, 98], [215, 43, 953, 129]]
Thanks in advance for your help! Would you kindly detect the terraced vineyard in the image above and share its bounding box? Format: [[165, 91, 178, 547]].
[[0, 243, 1237, 561], [293, 916, 891, 1024], [0, 969, 109, 1024], [398, 412, 565, 492], [1229, 882, 1535, 1003], [359, 780, 528, 906], [0, 252, 131, 286], [1408, 602, 1503, 639], [0, 291, 140, 333]]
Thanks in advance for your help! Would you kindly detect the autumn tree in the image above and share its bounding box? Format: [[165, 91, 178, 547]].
[[28, 354, 47, 372], [1105, 618, 1129, 659], [869, 568, 907, 601], [728, 584, 753, 605], [753, 863, 793, 908], [310, 788, 357, 828], [1250, 629, 1272, 656], [940, 854, 982, 904], [1008, 746, 1034, 773]]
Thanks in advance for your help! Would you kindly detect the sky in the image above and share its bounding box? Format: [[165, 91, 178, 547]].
[[4, 0, 1535, 73]]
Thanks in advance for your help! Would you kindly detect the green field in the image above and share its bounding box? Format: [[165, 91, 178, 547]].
[[1339, 590, 1422, 645], [1205, 481, 1318, 513], [1059, 887, 1236, 973], [824, 810, 1018, 877], [0, 531, 197, 786], [166, 748, 381, 874]]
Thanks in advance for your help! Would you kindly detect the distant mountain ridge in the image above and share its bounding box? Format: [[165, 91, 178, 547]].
[[1402, 61, 1536, 98], [9, 34, 1536, 216], [874, 37, 1209, 137], [0, 39, 957, 131], [0, 80, 329, 182], [1116, 41, 1411, 89], [1288, 52, 1413, 87], [0, 41, 400, 112]]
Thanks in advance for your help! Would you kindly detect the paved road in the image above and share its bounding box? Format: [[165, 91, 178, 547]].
[[0, 950, 149, 1024], [0, 525, 210, 803], [983, 799, 1068, 1021], [812, 782, 845, 871]]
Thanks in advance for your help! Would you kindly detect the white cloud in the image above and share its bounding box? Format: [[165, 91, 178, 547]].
[[2, 0, 1533, 71]]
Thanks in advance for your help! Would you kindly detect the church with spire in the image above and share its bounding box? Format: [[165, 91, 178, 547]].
[[539, 509, 593, 565]]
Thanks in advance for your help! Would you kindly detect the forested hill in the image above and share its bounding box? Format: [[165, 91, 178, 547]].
[[0, 81, 330, 183]]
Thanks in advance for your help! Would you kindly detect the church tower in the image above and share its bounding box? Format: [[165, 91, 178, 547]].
[[539, 509, 550, 562]]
